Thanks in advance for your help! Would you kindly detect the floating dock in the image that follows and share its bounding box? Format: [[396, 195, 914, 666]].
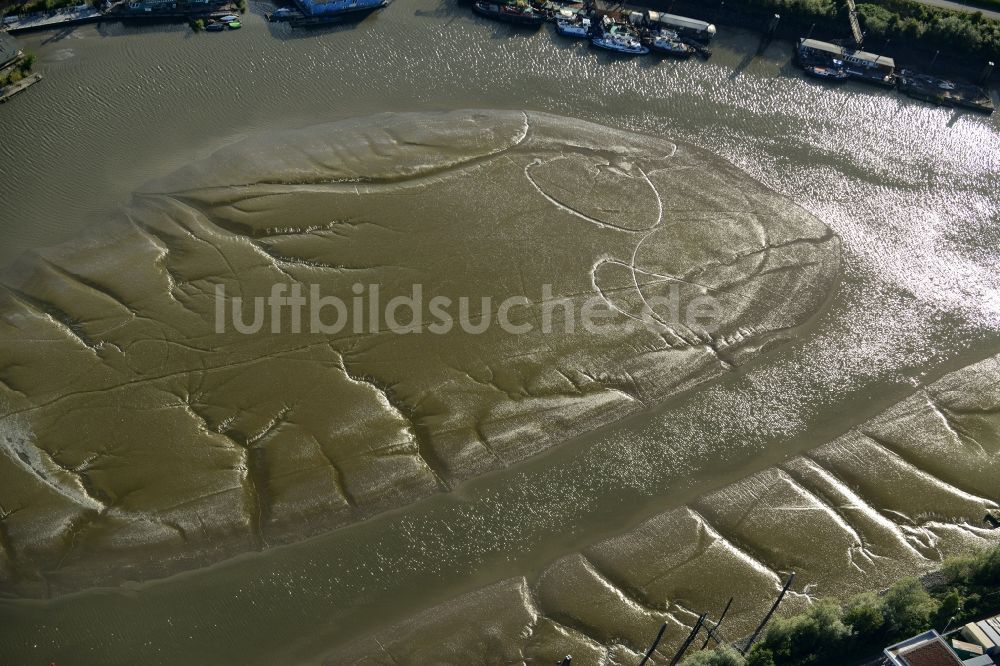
[[0, 72, 41, 103]]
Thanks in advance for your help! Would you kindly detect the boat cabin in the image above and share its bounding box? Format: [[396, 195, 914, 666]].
[[645, 10, 716, 42]]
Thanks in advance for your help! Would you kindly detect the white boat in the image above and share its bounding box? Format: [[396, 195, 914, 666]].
[[591, 31, 648, 56], [650, 30, 694, 57], [554, 14, 590, 38]]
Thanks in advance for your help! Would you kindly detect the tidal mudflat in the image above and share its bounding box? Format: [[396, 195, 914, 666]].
[[328, 352, 1000, 665], [0, 110, 838, 597], [0, 5, 998, 662]]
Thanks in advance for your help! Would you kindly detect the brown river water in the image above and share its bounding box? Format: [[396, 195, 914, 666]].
[[0, 1, 998, 664]]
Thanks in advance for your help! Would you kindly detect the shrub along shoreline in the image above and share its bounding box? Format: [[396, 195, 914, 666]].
[[681, 544, 1000, 666], [0, 53, 35, 89]]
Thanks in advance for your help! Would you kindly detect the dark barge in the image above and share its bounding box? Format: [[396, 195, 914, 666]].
[[471, 0, 545, 27], [897, 69, 995, 114]]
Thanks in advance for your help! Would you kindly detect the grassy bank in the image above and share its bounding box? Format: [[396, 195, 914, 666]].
[[680, 543, 1000, 666]]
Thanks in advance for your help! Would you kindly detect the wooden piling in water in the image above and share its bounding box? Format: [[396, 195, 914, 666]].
[[740, 571, 795, 654], [700, 596, 734, 650], [669, 613, 708, 666], [638, 622, 668, 666]]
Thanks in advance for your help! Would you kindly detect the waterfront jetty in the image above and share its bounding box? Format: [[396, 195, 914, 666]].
[[1, 0, 247, 32], [0, 71, 41, 103], [2, 3, 104, 34], [116, 0, 236, 22]]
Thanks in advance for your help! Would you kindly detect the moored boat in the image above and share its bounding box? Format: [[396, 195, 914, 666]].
[[227, 19, 242, 28], [649, 30, 694, 58], [554, 14, 590, 38], [591, 30, 648, 56], [472, 0, 545, 27], [804, 65, 848, 81], [205, 20, 225, 30]]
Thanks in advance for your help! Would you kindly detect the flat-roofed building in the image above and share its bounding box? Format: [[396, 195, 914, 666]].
[[962, 622, 996, 650], [885, 630, 965, 666]]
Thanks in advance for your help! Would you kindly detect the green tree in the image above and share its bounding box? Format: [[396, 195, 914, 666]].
[[881, 578, 939, 638], [934, 588, 963, 629], [681, 645, 747, 666], [745, 646, 776, 666], [844, 591, 885, 642], [761, 598, 848, 662]]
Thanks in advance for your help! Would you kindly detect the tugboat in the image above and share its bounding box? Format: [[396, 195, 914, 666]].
[[554, 13, 591, 38], [472, 0, 546, 27], [803, 64, 849, 81], [591, 24, 648, 56], [649, 30, 694, 58]]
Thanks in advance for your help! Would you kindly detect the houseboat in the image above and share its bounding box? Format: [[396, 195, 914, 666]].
[[796, 38, 896, 87]]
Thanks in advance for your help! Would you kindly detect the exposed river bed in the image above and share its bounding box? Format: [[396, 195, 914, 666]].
[[0, 2, 998, 664]]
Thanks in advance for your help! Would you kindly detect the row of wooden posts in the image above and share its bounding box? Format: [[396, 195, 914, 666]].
[[556, 572, 797, 666]]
